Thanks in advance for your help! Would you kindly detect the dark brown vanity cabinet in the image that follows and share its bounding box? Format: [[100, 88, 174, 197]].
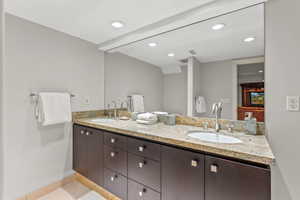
[[73, 124, 271, 200], [162, 146, 205, 200], [73, 125, 104, 186], [205, 156, 270, 200]]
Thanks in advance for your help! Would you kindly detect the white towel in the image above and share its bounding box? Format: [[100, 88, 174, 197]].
[[195, 96, 207, 113], [131, 94, 144, 112], [36, 92, 72, 126], [137, 112, 158, 122]]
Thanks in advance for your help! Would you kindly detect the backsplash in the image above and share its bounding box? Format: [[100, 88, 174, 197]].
[[72, 110, 265, 135], [176, 115, 265, 135]]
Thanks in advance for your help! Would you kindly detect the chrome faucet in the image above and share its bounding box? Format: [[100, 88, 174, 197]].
[[112, 100, 117, 120], [211, 102, 223, 132]]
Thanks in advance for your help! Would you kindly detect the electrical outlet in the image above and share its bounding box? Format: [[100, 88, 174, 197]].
[[287, 96, 299, 111]]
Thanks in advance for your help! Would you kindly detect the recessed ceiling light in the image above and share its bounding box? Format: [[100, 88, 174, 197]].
[[111, 21, 125, 29], [148, 42, 157, 47], [168, 53, 175, 57], [258, 70, 264, 73], [244, 37, 256, 42], [212, 23, 225, 30]]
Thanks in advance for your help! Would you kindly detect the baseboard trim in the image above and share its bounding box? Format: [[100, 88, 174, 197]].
[[74, 173, 120, 200], [16, 174, 76, 200]]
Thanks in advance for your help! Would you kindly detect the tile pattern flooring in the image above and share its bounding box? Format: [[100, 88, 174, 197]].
[[38, 181, 106, 200]]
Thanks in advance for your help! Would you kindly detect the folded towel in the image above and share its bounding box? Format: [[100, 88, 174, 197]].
[[36, 92, 72, 126], [131, 94, 144, 112], [195, 96, 207, 113], [137, 112, 158, 122]]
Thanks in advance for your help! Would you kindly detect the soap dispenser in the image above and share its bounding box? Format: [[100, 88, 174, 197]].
[[245, 112, 257, 135]]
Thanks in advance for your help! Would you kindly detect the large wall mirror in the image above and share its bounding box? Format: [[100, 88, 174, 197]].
[[104, 4, 265, 122]]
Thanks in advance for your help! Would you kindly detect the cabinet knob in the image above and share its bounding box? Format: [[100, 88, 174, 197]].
[[138, 161, 146, 168], [110, 138, 116, 143], [139, 188, 147, 197], [86, 131, 90, 136], [110, 175, 118, 182], [191, 159, 198, 167], [210, 164, 218, 173], [80, 130, 85, 135], [138, 145, 146, 152], [110, 152, 116, 157]]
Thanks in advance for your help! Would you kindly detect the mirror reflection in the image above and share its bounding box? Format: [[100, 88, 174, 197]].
[[104, 4, 265, 122]]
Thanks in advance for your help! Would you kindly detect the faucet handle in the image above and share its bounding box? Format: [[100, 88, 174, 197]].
[[227, 123, 234, 132], [203, 122, 209, 130]]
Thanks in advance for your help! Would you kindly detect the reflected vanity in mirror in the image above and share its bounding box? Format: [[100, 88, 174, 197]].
[[104, 4, 265, 124]]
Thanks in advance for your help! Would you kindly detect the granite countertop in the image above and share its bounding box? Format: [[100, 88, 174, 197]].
[[74, 117, 275, 165]]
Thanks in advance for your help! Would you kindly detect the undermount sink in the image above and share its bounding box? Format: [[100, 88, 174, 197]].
[[90, 118, 115, 123], [187, 131, 242, 144]]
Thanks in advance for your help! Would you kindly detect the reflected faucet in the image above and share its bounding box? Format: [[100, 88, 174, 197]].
[[112, 100, 117, 120], [211, 102, 223, 132]]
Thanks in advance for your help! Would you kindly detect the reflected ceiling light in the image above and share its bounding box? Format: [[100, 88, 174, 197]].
[[212, 23, 225, 30], [148, 42, 157, 47], [168, 53, 175, 57], [244, 37, 256, 42], [111, 21, 125, 28], [258, 70, 264, 73]]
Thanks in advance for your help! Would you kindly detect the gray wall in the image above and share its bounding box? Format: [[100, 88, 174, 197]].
[[266, 0, 300, 199], [105, 52, 163, 112], [0, 0, 3, 199], [3, 14, 105, 199], [196, 60, 233, 119], [163, 67, 187, 115]]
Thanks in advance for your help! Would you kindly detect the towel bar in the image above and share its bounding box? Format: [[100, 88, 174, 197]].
[[29, 92, 75, 98]]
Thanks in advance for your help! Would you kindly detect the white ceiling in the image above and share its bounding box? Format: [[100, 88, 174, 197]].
[[113, 4, 264, 72], [6, 0, 214, 44]]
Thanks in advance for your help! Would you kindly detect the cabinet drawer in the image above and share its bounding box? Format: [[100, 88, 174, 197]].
[[104, 168, 127, 200], [104, 145, 127, 176], [128, 179, 160, 200], [127, 137, 161, 161], [104, 131, 127, 150], [128, 153, 161, 192]]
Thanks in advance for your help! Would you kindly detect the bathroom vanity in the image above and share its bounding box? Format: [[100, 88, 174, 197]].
[[73, 118, 273, 200]]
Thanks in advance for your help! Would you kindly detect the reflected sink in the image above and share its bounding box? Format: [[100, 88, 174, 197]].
[[187, 131, 242, 144], [90, 118, 115, 123]]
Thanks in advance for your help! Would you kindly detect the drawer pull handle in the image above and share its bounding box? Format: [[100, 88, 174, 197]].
[[138, 145, 146, 152], [86, 131, 91, 136], [139, 188, 147, 197], [138, 161, 146, 168], [191, 159, 198, 167], [110, 175, 118, 182], [110, 152, 116, 157], [110, 138, 116, 143], [210, 164, 218, 173], [80, 130, 85, 135]]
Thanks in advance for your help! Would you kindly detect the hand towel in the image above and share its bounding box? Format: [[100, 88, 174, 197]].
[[36, 92, 72, 126], [131, 94, 145, 112], [137, 112, 158, 122], [195, 96, 207, 113]]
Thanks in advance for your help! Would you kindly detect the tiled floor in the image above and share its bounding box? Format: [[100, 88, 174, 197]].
[[38, 181, 106, 200]]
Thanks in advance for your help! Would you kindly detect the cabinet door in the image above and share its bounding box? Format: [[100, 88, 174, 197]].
[[73, 125, 89, 177], [162, 146, 204, 200], [205, 156, 270, 200], [86, 128, 104, 186]]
